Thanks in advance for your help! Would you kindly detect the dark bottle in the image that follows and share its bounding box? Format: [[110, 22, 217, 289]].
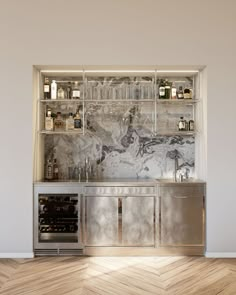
[[67, 82, 72, 99], [159, 80, 165, 99], [177, 86, 184, 99], [53, 159, 59, 180], [164, 80, 171, 99], [178, 117, 187, 131], [44, 77, 50, 99], [45, 158, 53, 180], [189, 120, 194, 131], [74, 111, 82, 129]]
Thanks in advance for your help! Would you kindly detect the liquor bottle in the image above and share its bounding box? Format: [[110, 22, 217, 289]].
[[171, 83, 177, 99], [177, 86, 184, 99], [72, 81, 80, 99], [184, 87, 192, 99], [57, 87, 65, 100], [45, 158, 53, 180], [159, 80, 165, 99], [51, 80, 57, 99], [66, 82, 72, 99], [45, 109, 53, 131], [66, 113, 74, 130], [54, 112, 65, 131], [164, 80, 171, 99], [74, 111, 82, 129], [178, 117, 187, 131], [189, 119, 194, 131], [44, 77, 50, 99], [53, 158, 59, 180]]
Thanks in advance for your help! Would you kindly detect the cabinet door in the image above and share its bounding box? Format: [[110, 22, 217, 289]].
[[122, 196, 154, 246], [160, 194, 204, 246], [85, 197, 118, 246]]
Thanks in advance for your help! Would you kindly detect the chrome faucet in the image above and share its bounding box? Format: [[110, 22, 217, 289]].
[[85, 157, 90, 182], [166, 149, 182, 182], [174, 155, 180, 182]]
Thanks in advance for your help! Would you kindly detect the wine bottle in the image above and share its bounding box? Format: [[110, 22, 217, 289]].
[[66, 82, 72, 99], [177, 86, 184, 99], [53, 158, 59, 180], [44, 77, 50, 99], [159, 80, 165, 99], [72, 81, 80, 99], [164, 80, 171, 99], [45, 158, 53, 180], [74, 111, 82, 129]]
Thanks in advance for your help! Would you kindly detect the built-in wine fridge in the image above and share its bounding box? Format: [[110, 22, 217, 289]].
[[34, 185, 84, 256]]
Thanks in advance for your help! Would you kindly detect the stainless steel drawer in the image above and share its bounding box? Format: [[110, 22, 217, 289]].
[[85, 186, 155, 196], [159, 185, 205, 198]]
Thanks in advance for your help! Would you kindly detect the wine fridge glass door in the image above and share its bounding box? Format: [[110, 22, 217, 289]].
[[37, 194, 79, 244]]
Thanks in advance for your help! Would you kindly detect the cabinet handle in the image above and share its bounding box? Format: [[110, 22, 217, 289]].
[[174, 196, 189, 199]]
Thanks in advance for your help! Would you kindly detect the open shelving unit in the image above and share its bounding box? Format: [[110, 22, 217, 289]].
[[33, 66, 205, 181]]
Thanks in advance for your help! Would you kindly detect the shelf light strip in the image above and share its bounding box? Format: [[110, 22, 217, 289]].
[[40, 70, 199, 74]]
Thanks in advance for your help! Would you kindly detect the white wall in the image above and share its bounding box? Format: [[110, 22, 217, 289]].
[[1, 0, 236, 256]]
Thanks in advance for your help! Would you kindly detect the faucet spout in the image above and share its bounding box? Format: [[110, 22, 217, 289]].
[[174, 156, 179, 182]]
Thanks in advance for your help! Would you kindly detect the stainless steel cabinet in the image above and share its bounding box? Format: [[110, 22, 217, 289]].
[[84, 185, 156, 247], [122, 196, 154, 246], [85, 196, 119, 246], [158, 184, 205, 246]]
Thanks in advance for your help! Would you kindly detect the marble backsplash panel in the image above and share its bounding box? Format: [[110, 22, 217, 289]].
[[45, 105, 195, 179]]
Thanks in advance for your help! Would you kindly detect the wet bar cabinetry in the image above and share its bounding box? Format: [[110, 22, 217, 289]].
[[34, 181, 205, 256], [156, 181, 205, 248], [33, 66, 206, 256]]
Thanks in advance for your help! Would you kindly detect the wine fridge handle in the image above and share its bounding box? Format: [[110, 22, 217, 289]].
[[81, 194, 86, 245]]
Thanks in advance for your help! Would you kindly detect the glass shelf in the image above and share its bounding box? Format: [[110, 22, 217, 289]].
[[154, 131, 196, 136], [40, 130, 83, 135], [156, 99, 199, 104], [40, 99, 82, 103], [84, 98, 155, 103]]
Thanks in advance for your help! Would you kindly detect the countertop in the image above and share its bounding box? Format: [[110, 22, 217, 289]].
[[34, 178, 157, 187], [34, 178, 206, 187]]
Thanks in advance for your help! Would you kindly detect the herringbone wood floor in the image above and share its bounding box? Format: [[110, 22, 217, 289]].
[[0, 257, 236, 295]]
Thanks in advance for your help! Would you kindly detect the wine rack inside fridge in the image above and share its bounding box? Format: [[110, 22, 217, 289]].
[[34, 189, 83, 254], [39, 194, 78, 243]]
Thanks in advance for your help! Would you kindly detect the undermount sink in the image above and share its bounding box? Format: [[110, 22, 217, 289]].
[[156, 178, 205, 185]]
